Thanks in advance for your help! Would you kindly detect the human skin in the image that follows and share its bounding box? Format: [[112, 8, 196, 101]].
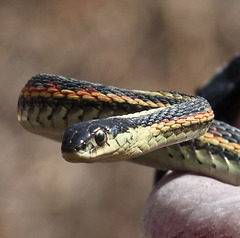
[[140, 172, 240, 238], [139, 56, 240, 237], [140, 121, 240, 238]]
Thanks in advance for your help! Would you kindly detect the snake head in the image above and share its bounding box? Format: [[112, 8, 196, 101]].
[[61, 118, 133, 163]]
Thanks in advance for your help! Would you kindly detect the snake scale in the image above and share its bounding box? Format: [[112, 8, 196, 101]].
[[17, 72, 240, 186]]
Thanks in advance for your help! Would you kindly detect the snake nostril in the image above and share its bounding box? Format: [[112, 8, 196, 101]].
[[61, 142, 86, 153], [76, 142, 87, 151]]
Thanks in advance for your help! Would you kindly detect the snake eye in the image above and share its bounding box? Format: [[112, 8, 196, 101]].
[[95, 129, 107, 146]]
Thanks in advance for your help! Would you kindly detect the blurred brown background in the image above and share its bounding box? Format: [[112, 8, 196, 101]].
[[1, 1, 240, 237]]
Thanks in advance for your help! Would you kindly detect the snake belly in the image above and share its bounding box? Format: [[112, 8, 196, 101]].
[[17, 74, 240, 185]]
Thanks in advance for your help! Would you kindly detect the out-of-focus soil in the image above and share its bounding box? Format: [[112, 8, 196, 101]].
[[1, 1, 240, 237]]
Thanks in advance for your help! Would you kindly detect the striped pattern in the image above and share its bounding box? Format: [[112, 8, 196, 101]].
[[17, 74, 240, 185]]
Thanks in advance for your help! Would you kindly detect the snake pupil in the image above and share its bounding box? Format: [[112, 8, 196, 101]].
[[95, 130, 107, 146]]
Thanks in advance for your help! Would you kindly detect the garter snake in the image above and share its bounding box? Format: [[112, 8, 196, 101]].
[[17, 74, 240, 185]]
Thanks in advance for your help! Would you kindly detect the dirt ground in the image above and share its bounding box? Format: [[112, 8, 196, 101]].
[[1, 1, 240, 237]]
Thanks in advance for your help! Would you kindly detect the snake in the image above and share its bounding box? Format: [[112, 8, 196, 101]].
[[17, 73, 240, 186]]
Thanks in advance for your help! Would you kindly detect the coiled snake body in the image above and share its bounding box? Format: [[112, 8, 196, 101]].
[[17, 74, 240, 185]]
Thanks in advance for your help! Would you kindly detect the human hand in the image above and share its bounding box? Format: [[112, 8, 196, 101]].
[[140, 172, 240, 238]]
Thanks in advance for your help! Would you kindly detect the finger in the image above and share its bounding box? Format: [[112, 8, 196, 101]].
[[140, 172, 240, 238]]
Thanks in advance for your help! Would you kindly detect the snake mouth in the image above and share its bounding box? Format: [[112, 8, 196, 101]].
[[61, 147, 92, 163], [61, 142, 91, 163]]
